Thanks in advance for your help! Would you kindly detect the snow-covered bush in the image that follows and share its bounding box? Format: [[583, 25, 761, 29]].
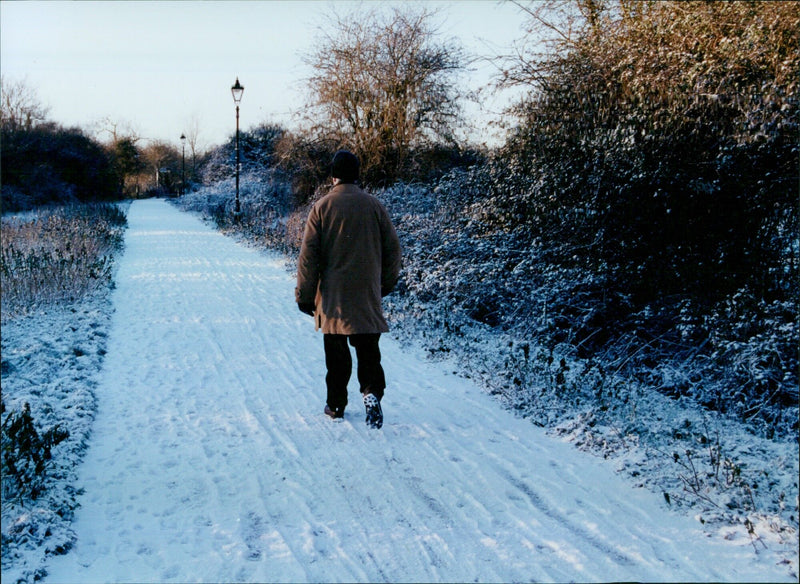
[[1, 298, 112, 582], [377, 161, 798, 440], [702, 294, 799, 437], [174, 169, 298, 252], [200, 123, 286, 186]]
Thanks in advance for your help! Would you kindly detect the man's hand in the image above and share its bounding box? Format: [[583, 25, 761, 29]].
[[298, 302, 315, 316]]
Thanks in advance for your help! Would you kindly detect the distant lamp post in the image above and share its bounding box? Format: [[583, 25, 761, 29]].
[[180, 133, 186, 196], [231, 77, 244, 218]]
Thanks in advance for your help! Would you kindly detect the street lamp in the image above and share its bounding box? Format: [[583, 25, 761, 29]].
[[180, 133, 186, 196], [231, 77, 244, 218]]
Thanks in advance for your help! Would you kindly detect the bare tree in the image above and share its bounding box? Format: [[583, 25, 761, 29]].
[[140, 141, 180, 193], [183, 113, 202, 176], [302, 6, 466, 184], [0, 76, 49, 130], [95, 116, 141, 145], [490, 0, 590, 93]]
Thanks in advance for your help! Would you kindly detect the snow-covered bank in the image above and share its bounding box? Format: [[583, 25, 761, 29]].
[[9, 198, 786, 582], [1, 291, 114, 582]]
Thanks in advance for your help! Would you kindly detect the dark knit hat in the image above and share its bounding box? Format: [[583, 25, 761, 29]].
[[330, 150, 360, 183]]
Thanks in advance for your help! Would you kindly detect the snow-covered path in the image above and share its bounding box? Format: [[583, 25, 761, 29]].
[[44, 199, 785, 583]]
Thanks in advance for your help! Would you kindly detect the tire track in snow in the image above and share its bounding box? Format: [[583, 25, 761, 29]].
[[498, 467, 634, 566], [43, 199, 789, 584]]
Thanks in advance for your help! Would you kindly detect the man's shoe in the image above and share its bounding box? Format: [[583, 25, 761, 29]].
[[324, 405, 344, 419], [363, 393, 383, 429]]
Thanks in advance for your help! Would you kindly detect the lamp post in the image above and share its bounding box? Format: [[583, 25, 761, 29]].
[[180, 133, 186, 196], [231, 77, 244, 218]]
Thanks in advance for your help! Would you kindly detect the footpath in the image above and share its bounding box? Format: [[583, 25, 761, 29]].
[[43, 199, 789, 582]]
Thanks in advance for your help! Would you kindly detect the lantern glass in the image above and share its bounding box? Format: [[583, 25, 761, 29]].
[[231, 78, 244, 104]]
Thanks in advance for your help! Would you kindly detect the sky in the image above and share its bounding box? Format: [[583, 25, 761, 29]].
[[1, 0, 531, 150]]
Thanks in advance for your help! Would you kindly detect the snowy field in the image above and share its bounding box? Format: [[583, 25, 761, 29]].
[[2, 199, 797, 582]]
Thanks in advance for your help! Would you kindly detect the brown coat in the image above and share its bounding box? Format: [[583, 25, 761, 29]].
[[295, 183, 402, 334]]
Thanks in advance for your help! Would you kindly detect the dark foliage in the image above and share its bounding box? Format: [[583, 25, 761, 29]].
[[1, 123, 119, 212], [273, 132, 339, 207], [108, 137, 144, 197], [1, 400, 69, 501]]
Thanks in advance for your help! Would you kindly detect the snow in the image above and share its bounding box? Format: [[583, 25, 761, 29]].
[[1, 291, 113, 582], [4, 199, 797, 582]]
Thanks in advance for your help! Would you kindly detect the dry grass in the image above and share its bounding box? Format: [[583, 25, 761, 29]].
[[1, 203, 127, 320]]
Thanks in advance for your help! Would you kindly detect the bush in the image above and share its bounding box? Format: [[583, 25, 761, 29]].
[[1, 401, 69, 502], [389, 0, 800, 436], [502, 1, 799, 307]]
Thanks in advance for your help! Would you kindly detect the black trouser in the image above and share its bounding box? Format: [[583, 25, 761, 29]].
[[324, 333, 385, 410]]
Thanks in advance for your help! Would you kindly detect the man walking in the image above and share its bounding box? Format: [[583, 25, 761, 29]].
[[296, 150, 402, 429]]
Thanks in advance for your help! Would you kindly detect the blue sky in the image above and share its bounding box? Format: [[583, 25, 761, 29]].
[[1, 1, 529, 149]]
